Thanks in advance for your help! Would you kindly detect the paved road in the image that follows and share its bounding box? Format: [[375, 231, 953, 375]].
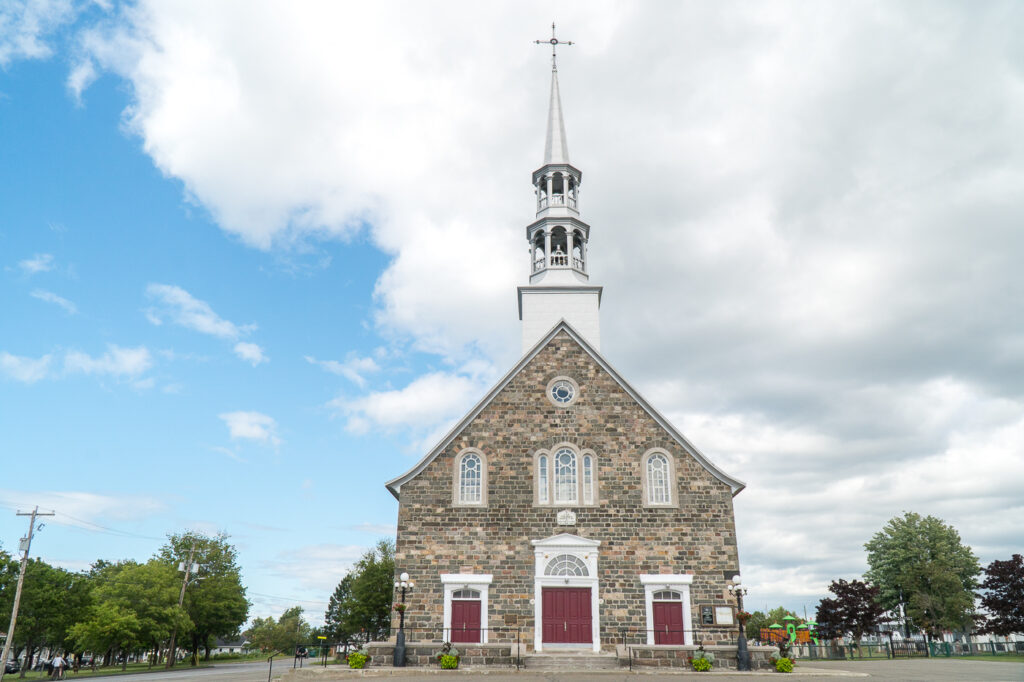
[[77, 658, 1024, 682]]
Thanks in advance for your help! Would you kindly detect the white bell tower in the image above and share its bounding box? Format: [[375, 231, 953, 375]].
[[518, 26, 602, 353]]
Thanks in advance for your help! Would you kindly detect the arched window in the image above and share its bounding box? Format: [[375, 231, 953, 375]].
[[644, 451, 673, 506], [453, 449, 487, 506], [653, 589, 683, 601], [554, 448, 577, 503], [583, 455, 593, 505], [544, 554, 589, 576], [452, 588, 481, 599], [537, 454, 549, 504], [460, 453, 482, 504]]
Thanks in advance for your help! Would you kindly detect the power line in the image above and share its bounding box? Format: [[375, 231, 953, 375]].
[[249, 591, 329, 606]]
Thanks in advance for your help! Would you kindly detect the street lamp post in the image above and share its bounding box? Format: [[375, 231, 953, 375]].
[[728, 575, 751, 671], [393, 572, 414, 667]]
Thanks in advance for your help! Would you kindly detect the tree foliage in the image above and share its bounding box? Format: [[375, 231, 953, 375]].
[[244, 606, 312, 653], [323, 540, 394, 644], [979, 554, 1024, 637], [814, 579, 885, 644], [157, 532, 250, 660], [91, 560, 192, 654], [864, 512, 980, 636]]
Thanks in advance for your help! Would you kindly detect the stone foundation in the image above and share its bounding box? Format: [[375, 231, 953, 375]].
[[365, 641, 520, 668], [623, 644, 778, 671]]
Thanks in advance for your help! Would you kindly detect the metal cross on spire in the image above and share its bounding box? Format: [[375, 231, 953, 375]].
[[535, 22, 573, 71]]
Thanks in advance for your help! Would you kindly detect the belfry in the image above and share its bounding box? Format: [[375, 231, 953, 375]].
[[518, 34, 602, 353]]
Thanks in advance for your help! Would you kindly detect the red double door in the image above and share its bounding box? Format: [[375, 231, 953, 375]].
[[542, 587, 592, 643], [653, 601, 685, 644], [451, 599, 482, 643]]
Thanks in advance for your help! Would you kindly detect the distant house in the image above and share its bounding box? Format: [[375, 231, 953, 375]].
[[211, 638, 250, 655]]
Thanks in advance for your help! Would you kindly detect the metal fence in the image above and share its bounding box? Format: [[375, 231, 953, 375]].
[[783, 640, 1024, 660]]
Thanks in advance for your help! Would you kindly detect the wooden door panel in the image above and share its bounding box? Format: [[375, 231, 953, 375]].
[[542, 588, 592, 644], [653, 601, 685, 645], [451, 600, 481, 643]]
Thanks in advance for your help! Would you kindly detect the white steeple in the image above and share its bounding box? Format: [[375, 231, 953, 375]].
[[518, 28, 602, 354]]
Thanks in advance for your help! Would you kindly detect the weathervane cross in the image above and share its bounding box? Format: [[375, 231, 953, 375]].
[[535, 22, 573, 70]]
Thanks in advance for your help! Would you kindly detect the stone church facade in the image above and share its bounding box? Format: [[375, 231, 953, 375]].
[[385, 48, 746, 655]]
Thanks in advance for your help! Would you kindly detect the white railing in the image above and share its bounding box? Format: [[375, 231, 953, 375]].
[[550, 254, 568, 266], [573, 257, 585, 270]]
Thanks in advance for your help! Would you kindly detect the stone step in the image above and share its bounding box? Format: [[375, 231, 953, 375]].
[[523, 653, 622, 670]]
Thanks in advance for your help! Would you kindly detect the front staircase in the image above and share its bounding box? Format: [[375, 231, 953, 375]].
[[522, 651, 622, 671]]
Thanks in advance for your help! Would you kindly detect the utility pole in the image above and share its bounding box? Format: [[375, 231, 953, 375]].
[[0, 506, 55, 682], [164, 541, 198, 669]]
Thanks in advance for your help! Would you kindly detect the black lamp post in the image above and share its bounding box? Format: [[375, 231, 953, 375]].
[[393, 572, 414, 667], [728, 575, 751, 671]]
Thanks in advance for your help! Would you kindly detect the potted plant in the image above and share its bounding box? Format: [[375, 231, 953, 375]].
[[434, 641, 460, 669], [346, 648, 370, 669], [689, 644, 714, 672]]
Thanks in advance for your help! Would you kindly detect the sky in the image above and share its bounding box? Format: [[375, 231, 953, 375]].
[[1, 0, 1023, 627]]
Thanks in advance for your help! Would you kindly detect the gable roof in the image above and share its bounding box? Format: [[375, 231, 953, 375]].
[[385, 320, 746, 499]]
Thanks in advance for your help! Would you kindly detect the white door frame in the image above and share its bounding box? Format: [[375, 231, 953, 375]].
[[440, 573, 492, 643], [639, 574, 694, 645], [532, 533, 601, 652]]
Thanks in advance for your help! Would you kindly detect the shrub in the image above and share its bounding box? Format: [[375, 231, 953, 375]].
[[775, 657, 794, 673], [347, 651, 369, 669], [439, 654, 459, 669], [692, 656, 712, 671]]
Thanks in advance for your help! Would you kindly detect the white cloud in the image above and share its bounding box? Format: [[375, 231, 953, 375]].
[[219, 410, 281, 446], [331, 371, 482, 435], [0, 489, 165, 528], [145, 283, 241, 338], [64, 344, 152, 377], [233, 342, 267, 366], [263, 542, 367, 593], [17, 253, 54, 274], [304, 353, 378, 387], [0, 351, 52, 383], [31, 289, 77, 314], [0, 0, 76, 67], [145, 283, 266, 366]]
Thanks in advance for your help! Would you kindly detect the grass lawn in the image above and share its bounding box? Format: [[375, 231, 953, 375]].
[[11, 662, 214, 680], [948, 654, 1024, 663]]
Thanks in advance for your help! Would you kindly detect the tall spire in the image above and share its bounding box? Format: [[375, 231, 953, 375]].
[[544, 69, 570, 165], [519, 25, 602, 354]]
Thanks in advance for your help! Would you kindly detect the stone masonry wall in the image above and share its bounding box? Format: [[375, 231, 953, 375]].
[[392, 331, 741, 651]]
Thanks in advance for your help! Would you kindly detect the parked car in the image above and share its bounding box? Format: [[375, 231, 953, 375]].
[[4, 660, 20, 674]]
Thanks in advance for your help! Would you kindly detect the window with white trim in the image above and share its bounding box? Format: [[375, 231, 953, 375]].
[[554, 448, 577, 503], [537, 454, 549, 504], [534, 446, 597, 506], [453, 449, 487, 506], [642, 449, 677, 507], [544, 554, 589, 576], [583, 455, 593, 505]]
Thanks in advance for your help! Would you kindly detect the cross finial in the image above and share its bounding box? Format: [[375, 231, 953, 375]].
[[535, 22, 573, 71]]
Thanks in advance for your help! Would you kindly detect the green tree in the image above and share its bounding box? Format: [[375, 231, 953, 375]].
[[864, 512, 980, 638], [91, 560, 192, 663], [69, 602, 141, 671], [979, 554, 1024, 637], [243, 616, 278, 652], [156, 532, 250, 661], [274, 606, 313, 653], [744, 610, 769, 640], [1, 559, 77, 676], [324, 574, 355, 647]]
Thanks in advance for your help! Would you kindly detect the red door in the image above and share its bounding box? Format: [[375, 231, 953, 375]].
[[542, 588, 592, 643], [451, 599, 481, 643], [653, 601, 685, 644]]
